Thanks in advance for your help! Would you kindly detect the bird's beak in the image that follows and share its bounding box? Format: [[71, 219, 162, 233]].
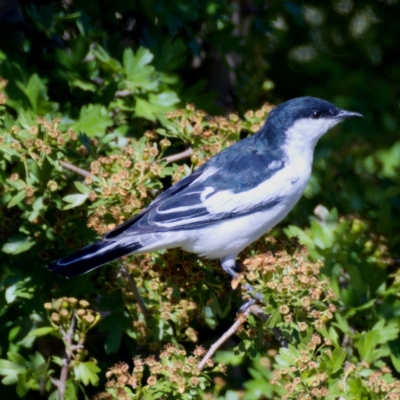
[[336, 109, 364, 119]]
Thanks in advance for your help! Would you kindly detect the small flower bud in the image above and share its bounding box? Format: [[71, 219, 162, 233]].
[[79, 300, 90, 308], [50, 312, 60, 323]]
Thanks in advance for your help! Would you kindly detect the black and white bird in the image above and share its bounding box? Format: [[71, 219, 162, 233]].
[[48, 97, 362, 279]]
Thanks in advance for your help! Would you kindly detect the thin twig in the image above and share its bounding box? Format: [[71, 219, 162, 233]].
[[115, 89, 133, 97], [198, 307, 251, 370], [59, 160, 92, 178], [163, 147, 193, 163], [198, 302, 289, 371], [120, 264, 149, 317], [57, 313, 76, 400], [248, 304, 269, 322]]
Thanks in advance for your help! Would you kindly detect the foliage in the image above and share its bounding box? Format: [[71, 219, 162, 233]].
[[0, 1, 400, 399], [96, 344, 223, 400], [0, 296, 100, 399]]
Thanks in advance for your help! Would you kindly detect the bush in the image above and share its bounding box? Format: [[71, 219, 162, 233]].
[[1, 77, 400, 399], [1, 1, 400, 399]]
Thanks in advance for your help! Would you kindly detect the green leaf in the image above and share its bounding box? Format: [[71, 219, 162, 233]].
[[266, 308, 282, 328], [73, 361, 100, 386], [373, 320, 400, 343], [52, 356, 63, 367], [123, 47, 157, 91], [333, 313, 350, 334], [5, 278, 33, 303], [92, 44, 122, 72], [328, 347, 346, 374], [7, 190, 26, 208], [71, 104, 113, 137], [19, 73, 41, 111], [74, 181, 91, 194], [0, 357, 24, 384], [135, 92, 179, 122], [358, 331, 380, 363], [7, 352, 27, 367], [284, 225, 313, 248], [1, 373, 19, 385], [391, 353, 400, 373], [98, 312, 128, 354], [69, 78, 97, 92], [16, 374, 30, 397], [28, 351, 46, 369], [18, 108, 37, 130], [27, 327, 57, 338], [0, 145, 23, 160], [2, 236, 35, 254], [62, 193, 89, 210], [274, 345, 300, 368], [64, 380, 78, 400], [214, 351, 244, 366]]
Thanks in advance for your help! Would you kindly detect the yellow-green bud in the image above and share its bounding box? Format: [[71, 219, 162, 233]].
[[61, 301, 69, 309], [47, 180, 58, 192], [142, 150, 150, 161], [190, 154, 198, 165]]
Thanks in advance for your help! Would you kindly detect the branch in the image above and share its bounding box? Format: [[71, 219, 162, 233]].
[[59, 161, 92, 178], [198, 307, 251, 370], [248, 304, 269, 322], [115, 89, 133, 97], [198, 302, 289, 371], [55, 313, 76, 400], [120, 264, 149, 317], [163, 147, 193, 163]]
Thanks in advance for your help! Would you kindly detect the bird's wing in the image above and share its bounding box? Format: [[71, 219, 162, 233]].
[[105, 147, 288, 238]]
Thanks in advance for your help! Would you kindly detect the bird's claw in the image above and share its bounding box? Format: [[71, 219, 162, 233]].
[[238, 283, 264, 313], [238, 297, 257, 313]]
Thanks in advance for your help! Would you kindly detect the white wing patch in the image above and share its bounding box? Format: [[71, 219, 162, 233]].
[[203, 163, 303, 215], [131, 147, 313, 233], [200, 187, 214, 202]]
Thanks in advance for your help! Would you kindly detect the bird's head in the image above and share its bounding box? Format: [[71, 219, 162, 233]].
[[266, 96, 363, 148]]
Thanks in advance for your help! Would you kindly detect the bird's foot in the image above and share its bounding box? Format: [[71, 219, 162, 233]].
[[242, 283, 263, 300], [238, 283, 264, 313], [238, 297, 256, 313], [220, 256, 264, 312]]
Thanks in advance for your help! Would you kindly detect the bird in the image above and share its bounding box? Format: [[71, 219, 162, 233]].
[[47, 97, 362, 280]]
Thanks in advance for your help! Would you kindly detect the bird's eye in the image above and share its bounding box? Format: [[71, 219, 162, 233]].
[[311, 110, 322, 119]]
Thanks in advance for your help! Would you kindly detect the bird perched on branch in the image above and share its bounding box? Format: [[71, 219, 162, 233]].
[[47, 97, 362, 282]]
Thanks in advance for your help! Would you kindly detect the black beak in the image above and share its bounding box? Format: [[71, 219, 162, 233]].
[[336, 109, 364, 119]]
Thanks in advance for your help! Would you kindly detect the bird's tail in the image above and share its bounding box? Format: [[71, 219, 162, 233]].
[[47, 239, 142, 278]]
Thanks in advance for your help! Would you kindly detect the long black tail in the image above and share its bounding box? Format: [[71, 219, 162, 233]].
[[47, 240, 142, 278]]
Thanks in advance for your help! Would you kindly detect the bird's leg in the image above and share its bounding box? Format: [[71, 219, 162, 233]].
[[221, 257, 287, 345], [221, 256, 263, 312], [221, 255, 240, 279]]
